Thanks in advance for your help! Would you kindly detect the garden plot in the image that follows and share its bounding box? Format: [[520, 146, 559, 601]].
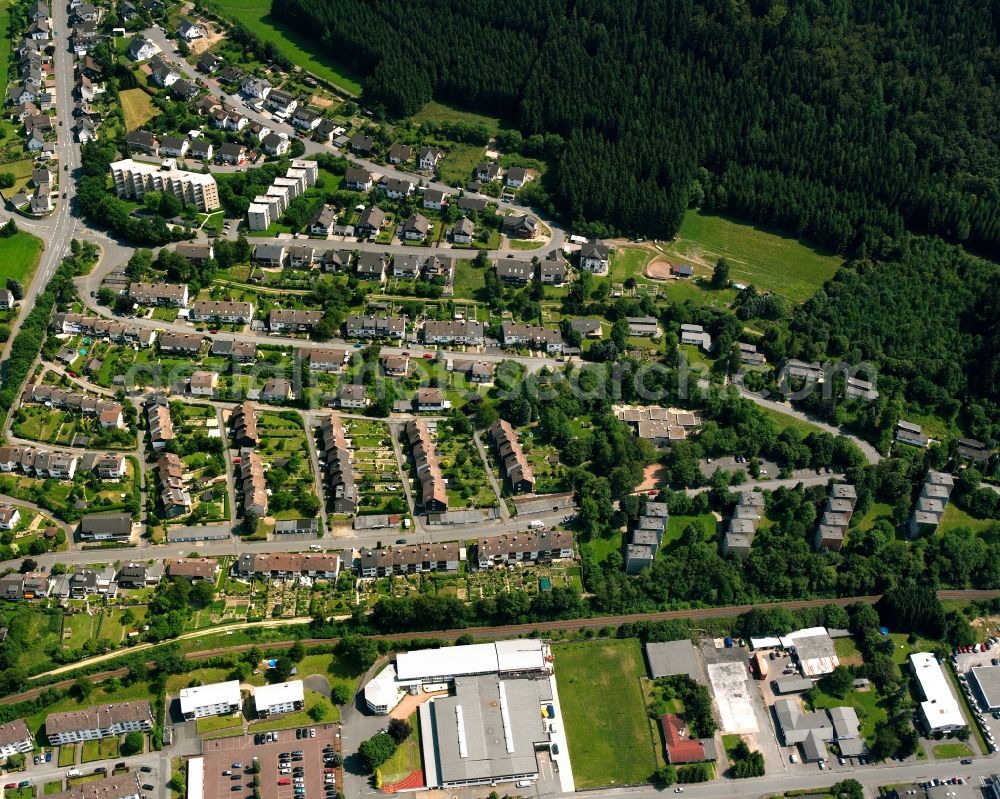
[[168, 402, 229, 525], [432, 418, 498, 509], [344, 418, 406, 515], [256, 411, 321, 519], [356, 562, 582, 606]]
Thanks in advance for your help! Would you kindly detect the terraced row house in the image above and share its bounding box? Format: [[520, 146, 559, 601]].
[[406, 419, 447, 512], [319, 415, 357, 515]]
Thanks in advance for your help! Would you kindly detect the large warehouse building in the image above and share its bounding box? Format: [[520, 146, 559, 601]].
[[396, 639, 550, 687], [362, 639, 574, 792], [421, 675, 555, 787], [970, 665, 1000, 711]]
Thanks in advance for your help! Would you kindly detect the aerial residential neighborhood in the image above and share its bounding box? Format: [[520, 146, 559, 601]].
[[0, 1, 995, 799]]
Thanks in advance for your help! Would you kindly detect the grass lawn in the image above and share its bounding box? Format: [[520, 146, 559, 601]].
[[81, 737, 118, 763], [0, 231, 43, 287], [411, 101, 501, 134], [120, 88, 156, 131], [437, 143, 486, 186], [664, 210, 844, 301], [758, 405, 827, 437], [57, 745, 76, 767], [807, 686, 887, 744], [452, 259, 487, 300], [857, 502, 893, 532], [0, 0, 15, 104], [887, 633, 940, 667], [196, 715, 244, 734], [833, 637, 864, 667], [6, 158, 36, 195], [44, 781, 62, 795], [210, 0, 363, 94], [932, 742, 972, 759], [722, 733, 744, 761], [939, 503, 998, 535], [62, 612, 96, 651], [165, 667, 233, 694], [556, 639, 657, 788], [662, 513, 717, 550], [379, 713, 422, 783], [585, 533, 622, 564], [613, 247, 654, 282]]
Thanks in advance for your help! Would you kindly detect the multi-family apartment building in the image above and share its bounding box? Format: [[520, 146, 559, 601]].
[[110, 159, 220, 211], [46, 701, 154, 745], [358, 542, 460, 578]]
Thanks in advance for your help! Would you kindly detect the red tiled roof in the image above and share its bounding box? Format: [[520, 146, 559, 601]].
[[660, 714, 707, 764]]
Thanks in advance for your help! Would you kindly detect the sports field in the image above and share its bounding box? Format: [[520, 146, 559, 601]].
[[211, 0, 363, 95], [0, 231, 43, 286], [121, 89, 157, 132], [663, 211, 843, 301], [556, 639, 657, 788]]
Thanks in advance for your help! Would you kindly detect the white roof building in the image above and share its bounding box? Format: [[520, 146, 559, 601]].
[[910, 652, 966, 733], [178, 680, 242, 720], [187, 757, 203, 799], [364, 663, 404, 715], [780, 627, 840, 676], [253, 680, 305, 717], [395, 639, 549, 686]]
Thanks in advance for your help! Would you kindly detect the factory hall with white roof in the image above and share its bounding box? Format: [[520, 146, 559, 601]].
[[362, 638, 574, 792]]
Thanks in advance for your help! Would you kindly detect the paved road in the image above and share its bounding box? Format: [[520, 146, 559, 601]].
[[0, 492, 73, 535], [569, 762, 993, 799], [737, 385, 883, 465], [0, 0, 78, 367], [684, 473, 845, 496]]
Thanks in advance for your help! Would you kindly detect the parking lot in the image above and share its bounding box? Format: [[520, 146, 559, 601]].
[[201, 725, 341, 799], [954, 644, 999, 754]]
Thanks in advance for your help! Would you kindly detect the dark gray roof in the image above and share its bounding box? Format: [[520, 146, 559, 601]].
[[79, 512, 131, 536], [645, 640, 701, 681]]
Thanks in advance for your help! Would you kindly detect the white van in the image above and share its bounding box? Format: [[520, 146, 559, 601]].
[[516, 781, 533, 788], [528, 520, 544, 530]]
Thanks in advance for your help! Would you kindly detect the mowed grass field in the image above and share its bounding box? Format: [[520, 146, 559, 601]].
[[556, 639, 657, 788], [210, 0, 363, 94], [120, 89, 157, 132], [0, 231, 43, 286], [411, 101, 501, 134], [664, 210, 843, 301]]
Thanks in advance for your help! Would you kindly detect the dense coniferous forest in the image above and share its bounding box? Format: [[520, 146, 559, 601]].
[[783, 238, 1000, 428], [273, 0, 1000, 254]]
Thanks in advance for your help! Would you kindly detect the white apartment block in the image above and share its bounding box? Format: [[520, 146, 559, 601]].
[[110, 159, 220, 211], [0, 719, 32, 757], [179, 680, 242, 720], [253, 681, 304, 717], [247, 202, 270, 231]]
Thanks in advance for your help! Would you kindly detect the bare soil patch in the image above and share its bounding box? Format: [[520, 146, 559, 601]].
[[644, 258, 674, 280]]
